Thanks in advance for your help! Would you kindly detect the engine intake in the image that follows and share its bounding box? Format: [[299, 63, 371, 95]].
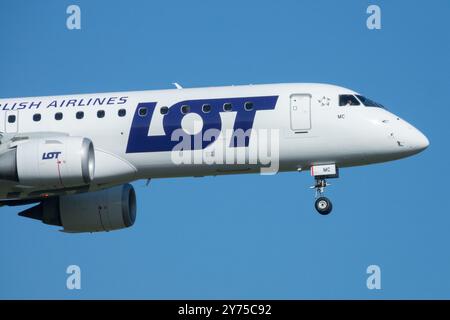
[[19, 184, 137, 233], [0, 136, 95, 188]]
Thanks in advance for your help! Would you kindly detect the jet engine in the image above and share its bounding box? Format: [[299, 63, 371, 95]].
[[0, 136, 95, 188], [18, 184, 137, 233]]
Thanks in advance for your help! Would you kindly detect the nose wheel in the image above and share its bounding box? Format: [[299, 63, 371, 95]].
[[315, 196, 333, 215]]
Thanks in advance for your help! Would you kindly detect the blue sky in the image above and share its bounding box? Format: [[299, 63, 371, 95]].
[[0, 0, 449, 299]]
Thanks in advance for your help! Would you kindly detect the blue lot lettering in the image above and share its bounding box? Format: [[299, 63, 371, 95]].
[[42, 152, 62, 160], [126, 96, 278, 153]]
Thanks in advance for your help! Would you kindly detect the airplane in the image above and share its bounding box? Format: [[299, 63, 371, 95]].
[[0, 83, 429, 233]]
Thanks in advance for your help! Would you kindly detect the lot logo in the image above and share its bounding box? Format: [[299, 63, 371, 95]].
[[42, 151, 62, 160], [126, 96, 278, 153]]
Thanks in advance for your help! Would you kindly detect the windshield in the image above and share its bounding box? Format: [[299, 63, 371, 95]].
[[355, 95, 386, 109], [339, 94, 360, 106]]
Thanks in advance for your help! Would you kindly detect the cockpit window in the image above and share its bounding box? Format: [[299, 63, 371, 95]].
[[339, 95, 360, 106], [355, 95, 385, 109]]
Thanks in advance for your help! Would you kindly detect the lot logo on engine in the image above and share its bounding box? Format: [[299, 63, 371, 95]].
[[42, 151, 62, 160]]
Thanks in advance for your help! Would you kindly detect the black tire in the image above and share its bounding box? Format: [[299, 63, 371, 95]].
[[315, 197, 333, 215]]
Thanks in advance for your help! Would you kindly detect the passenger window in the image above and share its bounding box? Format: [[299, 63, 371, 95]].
[[33, 114, 41, 122], [138, 107, 147, 117], [223, 103, 232, 111], [76, 111, 84, 119], [7, 115, 16, 123], [118, 109, 126, 117], [160, 106, 169, 115], [181, 105, 190, 114], [55, 112, 63, 120], [97, 110, 105, 118], [202, 104, 211, 113], [244, 102, 254, 111], [339, 95, 360, 106]]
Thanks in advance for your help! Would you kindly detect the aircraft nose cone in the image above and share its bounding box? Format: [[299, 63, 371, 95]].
[[410, 128, 429, 153]]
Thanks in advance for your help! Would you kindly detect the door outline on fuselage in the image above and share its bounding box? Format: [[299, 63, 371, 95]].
[[4, 110, 19, 133], [290, 94, 311, 132]]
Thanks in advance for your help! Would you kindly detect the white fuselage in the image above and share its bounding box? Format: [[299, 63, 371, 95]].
[[0, 83, 429, 201]]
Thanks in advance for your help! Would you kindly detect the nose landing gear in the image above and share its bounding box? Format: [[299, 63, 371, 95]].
[[309, 164, 339, 215], [311, 178, 333, 215]]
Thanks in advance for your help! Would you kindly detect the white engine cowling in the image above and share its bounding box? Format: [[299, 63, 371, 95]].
[[19, 184, 137, 233], [0, 136, 95, 188]]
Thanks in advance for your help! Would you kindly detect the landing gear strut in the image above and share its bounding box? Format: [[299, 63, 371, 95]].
[[309, 164, 339, 215]]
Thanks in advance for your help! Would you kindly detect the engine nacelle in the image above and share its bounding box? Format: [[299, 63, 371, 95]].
[[0, 136, 95, 188], [19, 184, 137, 233]]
